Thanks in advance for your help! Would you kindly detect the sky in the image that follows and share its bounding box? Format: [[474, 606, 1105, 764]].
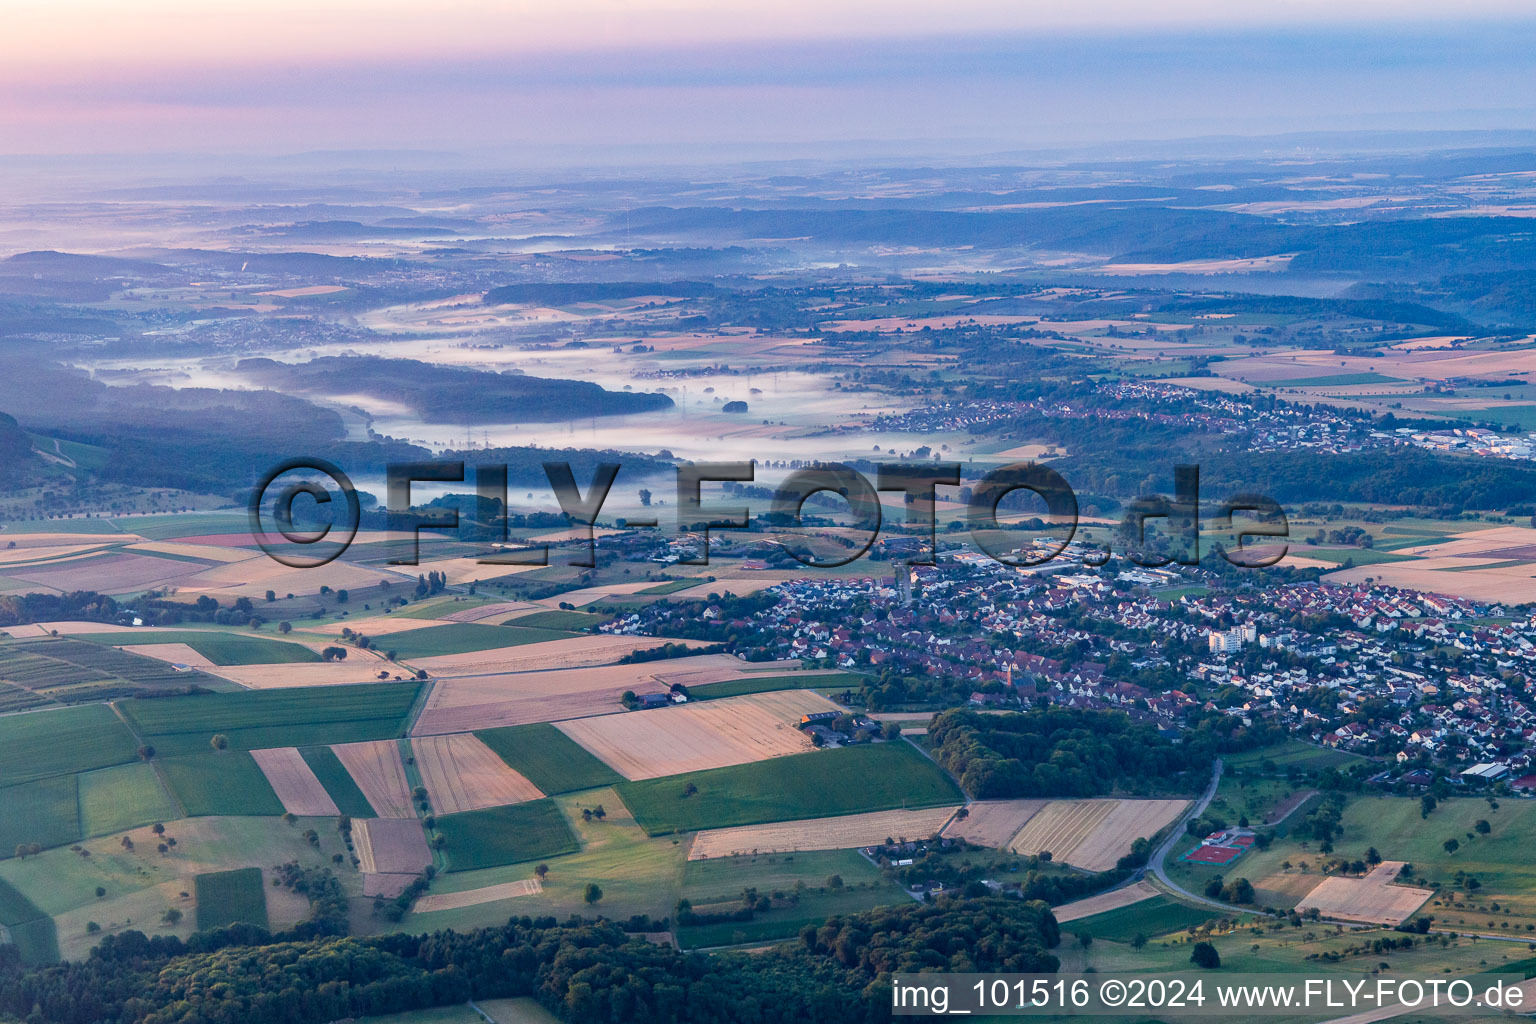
[[3, 1, 1536, 158]]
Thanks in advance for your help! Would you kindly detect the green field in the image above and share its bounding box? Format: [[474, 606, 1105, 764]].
[[635, 579, 698, 596], [1069, 895, 1237, 943], [78, 762, 178, 837], [616, 741, 963, 836], [160, 752, 285, 817], [0, 775, 81, 856], [382, 622, 579, 659], [1267, 372, 1405, 387], [194, 866, 269, 931], [687, 673, 857, 700], [299, 745, 378, 817], [1225, 739, 1369, 773], [474, 723, 623, 795], [0, 703, 139, 786], [0, 875, 57, 964], [119, 682, 420, 755], [501, 610, 610, 630], [81, 631, 321, 665], [435, 799, 580, 873]]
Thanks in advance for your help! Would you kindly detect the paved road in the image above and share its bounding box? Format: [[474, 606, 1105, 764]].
[[1140, 758, 1271, 916]]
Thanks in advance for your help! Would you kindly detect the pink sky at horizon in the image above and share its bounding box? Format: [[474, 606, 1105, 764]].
[[3, 1, 1536, 157]]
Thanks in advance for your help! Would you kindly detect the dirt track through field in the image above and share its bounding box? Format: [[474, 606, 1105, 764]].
[[412, 734, 542, 813], [689, 806, 961, 859], [250, 747, 340, 817], [940, 799, 1050, 847], [333, 740, 415, 818], [414, 878, 543, 912], [555, 690, 834, 779], [353, 817, 432, 875], [1295, 861, 1434, 925]]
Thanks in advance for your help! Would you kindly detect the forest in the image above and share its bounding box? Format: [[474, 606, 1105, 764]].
[[0, 897, 1060, 1024]]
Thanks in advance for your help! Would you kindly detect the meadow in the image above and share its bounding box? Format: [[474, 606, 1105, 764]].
[[1068, 894, 1237, 943], [194, 866, 269, 931], [0, 877, 56, 964], [0, 776, 81, 855], [78, 762, 178, 837], [434, 799, 580, 873], [118, 682, 420, 755], [474, 723, 623, 795], [616, 741, 963, 836]]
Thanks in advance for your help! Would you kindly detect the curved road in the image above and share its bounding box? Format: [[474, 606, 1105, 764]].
[[1139, 757, 1274, 916]]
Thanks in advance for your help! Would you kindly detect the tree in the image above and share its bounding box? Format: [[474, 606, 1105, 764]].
[[161, 908, 182, 926], [1190, 941, 1221, 969], [1476, 819, 1492, 835], [278, 621, 292, 634], [265, 590, 276, 603], [1131, 933, 1147, 949], [1421, 794, 1438, 819], [827, 874, 844, 890], [137, 744, 156, 761], [152, 823, 165, 836], [210, 733, 228, 751], [1366, 847, 1381, 865], [535, 863, 549, 880], [1076, 932, 1093, 949], [321, 646, 348, 661], [583, 883, 603, 905], [1444, 838, 1460, 855]]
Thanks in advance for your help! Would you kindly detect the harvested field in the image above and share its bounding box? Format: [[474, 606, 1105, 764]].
[[412, 734, 542, 813], [412, 663, 674, 735], [405, 635, 704, 675], [1007, 799, 1187, 870], [301, 616, 457, 637], [442, 601, 541, 623], [215, 659, 403, 688], [554, 690, 835, 780], [250, 747, 340, 817], [1294, 861, 1434, 925], [688, 806, 960, 859], [1052, 880, 1161, 924], [119, 643, 218, 670], [413, 878, 543, 912], [940, 799, 1050, 848], [1071, 799, 1187, 872], [170, 558, 415, 601], [411, 557, 543, 586], [332, 740, 415, 818], [353, 817, 432, 875], [12, 553, 203, 593], [124, 541, 251, 563]]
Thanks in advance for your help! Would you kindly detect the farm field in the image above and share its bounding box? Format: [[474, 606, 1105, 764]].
[[1224, 738, 1368, 773], [1007, 799, 1187, 871], [1068, 893, 1237, 942], [353, 817, 432, 875], [940, 799, 1050, 848], [212, 659, 407, 688], [0, 702, 139, 787], [298, 745, 379, 817], [332, 740, 415, 818], [194, 866, 269, 930], [405, 635, 707, 678], [1295, 860, 1434, 925], [501, 609, 609, 630], [686, 673, 857, 700], [412, 663, 674, 734], [434, 799, 579, 873], [616, 741, 964, 836], [78, 762, 178, 837], [412, 878, 543, 912], [1052, 880, 1161, 924], [412, 734, 542, 813], [159, 752, 285, 817], [0, 776, 81, 856], [554, 690, 833, 780], [403, 788, 682, 931], [473, 723, 623, 794], [118, 682, 420, 755], [687, 805, 959, 859], [80, 631, 321, 665], [0, 877, 56, 964], [379, 622, 582, 660], [250, 747, 341, 817], [0, 638, 222, 702]]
